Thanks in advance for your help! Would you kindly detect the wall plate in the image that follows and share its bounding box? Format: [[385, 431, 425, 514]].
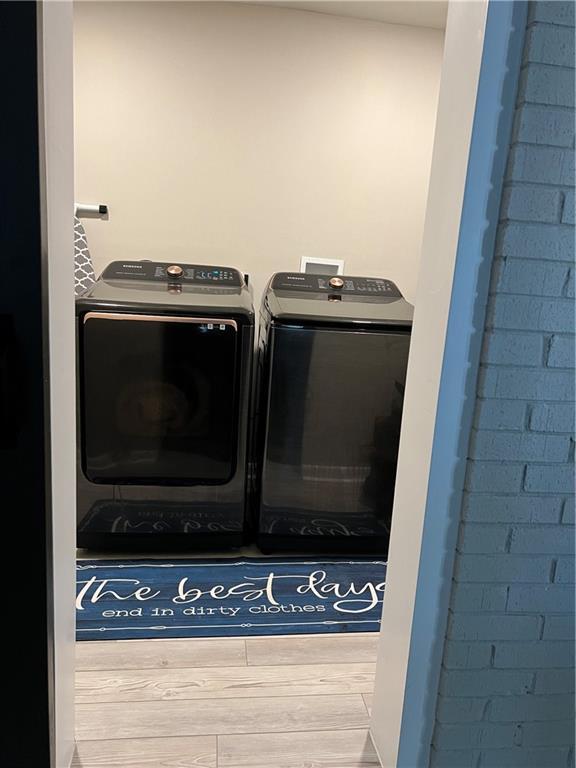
[[300, 256, 345, 275]]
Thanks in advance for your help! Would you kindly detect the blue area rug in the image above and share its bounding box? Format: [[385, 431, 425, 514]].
[[76, 558, 387, 640]]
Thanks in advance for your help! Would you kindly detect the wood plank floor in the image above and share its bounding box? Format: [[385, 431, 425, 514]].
[[73, 634, 380, 767]]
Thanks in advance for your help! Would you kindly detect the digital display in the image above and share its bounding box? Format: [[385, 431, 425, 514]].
[[194, 269, 235, 281]]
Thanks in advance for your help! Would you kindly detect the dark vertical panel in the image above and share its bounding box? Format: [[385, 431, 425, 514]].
[[0, 2, 53, 766]]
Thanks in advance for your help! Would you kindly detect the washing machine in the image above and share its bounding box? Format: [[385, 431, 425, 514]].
[[76, 260, 254, 550], [254, 272, 413, 553]]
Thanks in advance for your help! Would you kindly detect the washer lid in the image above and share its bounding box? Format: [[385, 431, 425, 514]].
[[265, 272, 413, 326]]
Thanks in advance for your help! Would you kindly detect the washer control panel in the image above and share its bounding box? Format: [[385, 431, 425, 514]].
[[102, 261, 243, 286], [271, 272, 402, 298]]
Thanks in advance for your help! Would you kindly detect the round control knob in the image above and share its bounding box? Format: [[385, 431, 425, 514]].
[[328, 276, 344, 289], [166, 265, 184, 278]]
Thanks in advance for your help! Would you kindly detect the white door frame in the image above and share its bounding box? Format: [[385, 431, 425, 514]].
[[39, 1, 76, 766], [370, 2, 527, 766]]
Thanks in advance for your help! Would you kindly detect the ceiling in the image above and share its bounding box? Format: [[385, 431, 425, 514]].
[[247, 1, 448, 29], [104, 2, 448, 31]]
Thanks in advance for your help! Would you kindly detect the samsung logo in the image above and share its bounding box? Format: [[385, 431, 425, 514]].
[[287, 275, 305, 280], [121, 264, 142, 269]]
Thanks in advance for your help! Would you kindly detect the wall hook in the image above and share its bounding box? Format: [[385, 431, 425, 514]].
[[74, 202, 108, 219]]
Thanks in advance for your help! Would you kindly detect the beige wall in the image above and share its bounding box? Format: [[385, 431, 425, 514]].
[[74, 2, 443, 304]]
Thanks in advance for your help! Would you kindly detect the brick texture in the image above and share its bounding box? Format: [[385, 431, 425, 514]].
[[430, 4, 575, 766]]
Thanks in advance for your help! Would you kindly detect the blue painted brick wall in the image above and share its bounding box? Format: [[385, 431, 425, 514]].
[[430, 3, 575, 767]]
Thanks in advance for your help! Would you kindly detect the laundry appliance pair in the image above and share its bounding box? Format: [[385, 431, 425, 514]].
[[76, 261, 413, 553]]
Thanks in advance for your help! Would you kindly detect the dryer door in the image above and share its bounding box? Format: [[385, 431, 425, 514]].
[[80, 312, 239, 484]]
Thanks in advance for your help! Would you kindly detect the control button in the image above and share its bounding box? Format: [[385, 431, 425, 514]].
[[329, 276, 344, 289], [166, 265, 184, 278]]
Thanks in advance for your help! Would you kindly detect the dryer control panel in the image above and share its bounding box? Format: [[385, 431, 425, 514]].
[[271, 272, 402, 298], [102, 260, 243, 287]]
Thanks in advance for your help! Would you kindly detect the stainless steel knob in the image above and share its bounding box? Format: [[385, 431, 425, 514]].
[[329, 276, 344, 289], [167, 265, 184, 278]]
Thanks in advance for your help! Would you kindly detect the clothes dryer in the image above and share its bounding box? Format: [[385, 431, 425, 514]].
[[76, 260, 254, 550]]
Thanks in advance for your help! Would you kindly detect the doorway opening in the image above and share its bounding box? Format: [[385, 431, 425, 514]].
[[65, 2, 485, 766]]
